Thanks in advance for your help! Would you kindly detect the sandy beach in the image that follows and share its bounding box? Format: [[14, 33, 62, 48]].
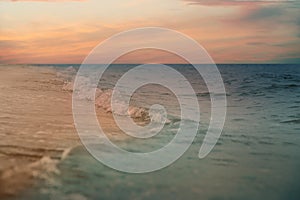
[[0, 65, 79, 197], [0, 65, 118, 197], [0, 65, 143, 198]]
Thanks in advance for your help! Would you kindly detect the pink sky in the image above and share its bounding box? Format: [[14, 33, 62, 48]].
[[0, 0, 299, 63]]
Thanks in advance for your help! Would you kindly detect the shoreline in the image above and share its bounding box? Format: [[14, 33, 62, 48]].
[[0, 65, 81, 197], [0, 65, 137, 198]]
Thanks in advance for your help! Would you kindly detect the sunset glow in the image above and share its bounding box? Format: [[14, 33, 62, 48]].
[[1, 0, 299, 63]]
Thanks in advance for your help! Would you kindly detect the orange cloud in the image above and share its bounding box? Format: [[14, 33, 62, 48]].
[[1, 15, 299, 64], [1, 0, 299, 64], [183, 0, 296, 6], [2, 0, 86, 2]]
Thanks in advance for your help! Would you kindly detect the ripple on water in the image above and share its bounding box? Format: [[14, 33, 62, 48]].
[[280, 119, 300, 124]]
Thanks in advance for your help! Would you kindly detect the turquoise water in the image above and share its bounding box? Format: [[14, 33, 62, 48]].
[[25, 64, 300, 200]]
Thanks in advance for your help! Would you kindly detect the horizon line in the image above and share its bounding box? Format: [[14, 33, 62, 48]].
[[1, 63, 300, 65]]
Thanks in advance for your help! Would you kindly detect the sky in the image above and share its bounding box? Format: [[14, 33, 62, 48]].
[[0, 0, 299, 64]]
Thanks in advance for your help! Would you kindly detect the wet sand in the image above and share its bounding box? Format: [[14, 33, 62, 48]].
[[0, 65, 126, 198], [0, 65, 78, 197]]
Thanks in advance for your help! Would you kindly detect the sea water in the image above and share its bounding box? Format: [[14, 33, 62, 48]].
[[23, 64, 300, 200]]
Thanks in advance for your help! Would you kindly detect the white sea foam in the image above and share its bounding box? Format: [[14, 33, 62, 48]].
[[60, 66, 172, 124], [56, 66, 77, 81]]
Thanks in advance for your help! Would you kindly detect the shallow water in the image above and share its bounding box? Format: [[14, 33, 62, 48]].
[[22, 64, 300, 200]]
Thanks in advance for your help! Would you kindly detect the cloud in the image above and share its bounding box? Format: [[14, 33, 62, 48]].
[[1, 0, 86, 2], [233, 3, 300, 28], [1, 0, 299, 64], [239, 5, 284, 21], [183, 0, 297, 6]]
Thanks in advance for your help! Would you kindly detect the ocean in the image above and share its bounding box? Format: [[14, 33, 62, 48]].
[[21, 64, 300, 200]]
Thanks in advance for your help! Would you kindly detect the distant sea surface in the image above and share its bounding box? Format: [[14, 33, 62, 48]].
[[23, 64, 300, 200]]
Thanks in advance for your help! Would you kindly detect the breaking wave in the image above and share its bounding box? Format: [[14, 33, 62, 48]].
[[61, 66, 171, 124]]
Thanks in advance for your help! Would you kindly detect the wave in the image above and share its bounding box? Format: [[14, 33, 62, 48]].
[[56, 66, 77, 82], [0, 146, 73, 197], [60, 67, 171, 124], [95, 88, 171, 123], [265, 83, 300, 90], [280, 119, 300, 124]]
